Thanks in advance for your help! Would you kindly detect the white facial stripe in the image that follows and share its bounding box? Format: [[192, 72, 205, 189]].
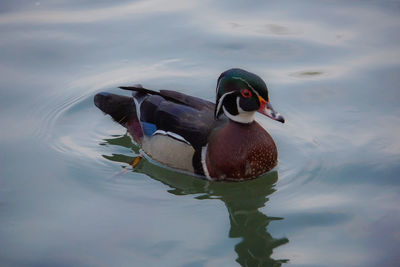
[[222, 97, 255, 124], [232, 76, 260, 98], [215, 91, 236, 117], [216, 77, 222, 94]]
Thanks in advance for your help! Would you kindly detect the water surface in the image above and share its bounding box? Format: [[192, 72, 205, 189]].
[[1, 1, 400, 266]]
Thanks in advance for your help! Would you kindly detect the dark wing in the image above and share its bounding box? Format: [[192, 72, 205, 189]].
[[158, 90, 215, 111], [120, 85, 216, 148], [119, 86, 214, 111]]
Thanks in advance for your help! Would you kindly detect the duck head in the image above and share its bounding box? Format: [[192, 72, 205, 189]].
[[215, 68, 285, 124]]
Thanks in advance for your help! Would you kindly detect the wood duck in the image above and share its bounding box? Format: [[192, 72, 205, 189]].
[[94, 68, 284, 181]]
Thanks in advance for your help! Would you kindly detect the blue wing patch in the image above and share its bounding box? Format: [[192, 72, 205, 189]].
[[141, 122, 157, 136]]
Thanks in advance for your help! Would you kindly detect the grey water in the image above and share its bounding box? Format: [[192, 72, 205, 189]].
[[1, 1, 400, 266]]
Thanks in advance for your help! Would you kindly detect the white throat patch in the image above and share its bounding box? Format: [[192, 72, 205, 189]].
[[222, 96, 255, 124]]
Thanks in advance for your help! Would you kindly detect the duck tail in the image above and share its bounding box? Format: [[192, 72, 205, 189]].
[[94, 92, 144, 143]]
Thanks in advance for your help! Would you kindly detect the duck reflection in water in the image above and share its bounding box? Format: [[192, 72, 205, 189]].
[[101, 134, 289, 266]]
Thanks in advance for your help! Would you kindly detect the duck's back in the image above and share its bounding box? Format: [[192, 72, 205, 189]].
[[121, 87, 218, 173], [136, 92, 215, 148]]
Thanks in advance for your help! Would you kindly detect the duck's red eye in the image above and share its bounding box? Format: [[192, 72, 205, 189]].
[[241, 89, 252, 98]]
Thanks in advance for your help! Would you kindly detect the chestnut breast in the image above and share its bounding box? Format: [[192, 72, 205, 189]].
[[205, 121, 277, 181]]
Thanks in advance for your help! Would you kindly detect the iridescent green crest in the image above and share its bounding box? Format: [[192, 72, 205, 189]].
[[214, 68, 269, 118]]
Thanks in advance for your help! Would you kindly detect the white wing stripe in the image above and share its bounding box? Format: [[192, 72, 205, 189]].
[[152, 129, 191, 145]]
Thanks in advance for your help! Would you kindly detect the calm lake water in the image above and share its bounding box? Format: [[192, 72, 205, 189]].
[[1, 1, 400, 266]]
